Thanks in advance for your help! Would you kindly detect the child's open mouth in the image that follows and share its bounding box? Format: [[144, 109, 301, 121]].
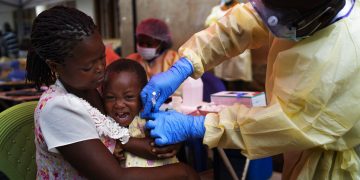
[[114, 112, 131, 126]]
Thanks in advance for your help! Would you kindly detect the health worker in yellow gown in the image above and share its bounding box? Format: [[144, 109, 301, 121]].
[[141, 0, 360, 179]]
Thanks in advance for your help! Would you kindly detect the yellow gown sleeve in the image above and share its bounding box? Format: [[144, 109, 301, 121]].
[[179, 3, 268, 79], [204, 6, 221, 27], [205, 88, 360, 160], [203, 102, 324, 159]]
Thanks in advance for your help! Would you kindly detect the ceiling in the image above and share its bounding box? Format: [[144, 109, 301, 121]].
[[0, 0, 69, 9]]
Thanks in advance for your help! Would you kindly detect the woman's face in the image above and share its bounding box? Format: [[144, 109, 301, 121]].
[[58, 30, 106, 91], [103, 71, 142, 127]]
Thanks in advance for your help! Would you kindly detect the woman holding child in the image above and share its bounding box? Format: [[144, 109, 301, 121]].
[[27, 6, 198, 179]]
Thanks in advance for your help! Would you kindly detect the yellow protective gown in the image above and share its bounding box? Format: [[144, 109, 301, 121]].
[[179, 2, 360, 179], [205, 4, 253, 82]]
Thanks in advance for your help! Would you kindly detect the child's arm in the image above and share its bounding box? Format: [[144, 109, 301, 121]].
[[58, 139, 199, 179], [151, 141, 183, 158], [121, 137, 156, 159], [144, 128, 183, 158], [121, 136, 183, 160]]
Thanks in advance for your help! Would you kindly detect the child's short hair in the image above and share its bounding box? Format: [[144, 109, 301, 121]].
[[26, 6, 96, 88], [104, 59, 148, 89]]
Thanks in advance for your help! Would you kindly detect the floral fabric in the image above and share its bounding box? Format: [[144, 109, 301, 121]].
[[35, 80, 116, 180]]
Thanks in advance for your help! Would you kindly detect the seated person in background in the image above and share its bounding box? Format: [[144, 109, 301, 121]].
[[1, 22, 19, 59], [126, 18, 182, 96], [102, 59, 179, 167]]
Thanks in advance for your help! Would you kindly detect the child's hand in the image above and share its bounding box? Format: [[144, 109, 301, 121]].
[[122, 137, 160, 160], [150, 142, 182, 159], [122, 137, 183, 160]]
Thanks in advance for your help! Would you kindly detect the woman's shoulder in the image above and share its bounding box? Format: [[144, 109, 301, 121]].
[[37, 85, 81, 111], [36, 84, 71, 111]]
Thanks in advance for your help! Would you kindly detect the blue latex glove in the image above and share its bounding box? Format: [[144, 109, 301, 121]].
[[145, 111, 206, 146], [140, 57, 194, 118]]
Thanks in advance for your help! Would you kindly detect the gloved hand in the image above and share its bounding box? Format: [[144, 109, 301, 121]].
[[145, 110, 205, 146], [140, 57, 194, 118]]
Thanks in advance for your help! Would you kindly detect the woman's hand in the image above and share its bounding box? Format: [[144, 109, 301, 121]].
[[113, 141, 126, 163]]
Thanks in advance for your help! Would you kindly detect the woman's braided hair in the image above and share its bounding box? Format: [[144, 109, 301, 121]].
[[26, 6, 96, 88]]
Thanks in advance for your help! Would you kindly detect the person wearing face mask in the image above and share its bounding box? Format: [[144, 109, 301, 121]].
[[127, 18, 179, 79], [127, 18, 181, 96], [141, 0, 360, 179]]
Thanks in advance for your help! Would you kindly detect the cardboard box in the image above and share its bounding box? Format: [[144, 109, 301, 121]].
[[211, 91, 266, 107]]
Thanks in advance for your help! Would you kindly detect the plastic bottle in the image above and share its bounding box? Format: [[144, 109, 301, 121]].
[[182, 77, 203, 107]]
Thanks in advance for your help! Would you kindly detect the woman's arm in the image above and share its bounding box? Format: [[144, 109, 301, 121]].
[[58, 139, 198, 180], [39, 95, 195, 179]]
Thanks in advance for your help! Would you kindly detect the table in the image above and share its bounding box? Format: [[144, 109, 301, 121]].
[[0, 88, 41, 110], [0, 81, 35, 90]]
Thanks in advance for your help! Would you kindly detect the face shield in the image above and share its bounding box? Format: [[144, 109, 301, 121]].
[[249, 0, 345, 41]]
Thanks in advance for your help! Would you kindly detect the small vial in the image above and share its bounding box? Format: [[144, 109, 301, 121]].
[[151, 91, 157, 106]]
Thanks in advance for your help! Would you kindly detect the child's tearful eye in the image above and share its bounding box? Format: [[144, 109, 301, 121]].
[[82, 67, 92, 72], [105, 95, 116, 101], [126, 95, 136, 101]]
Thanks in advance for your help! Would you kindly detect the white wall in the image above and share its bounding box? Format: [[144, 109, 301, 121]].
[[75, 0, 96, 23]]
